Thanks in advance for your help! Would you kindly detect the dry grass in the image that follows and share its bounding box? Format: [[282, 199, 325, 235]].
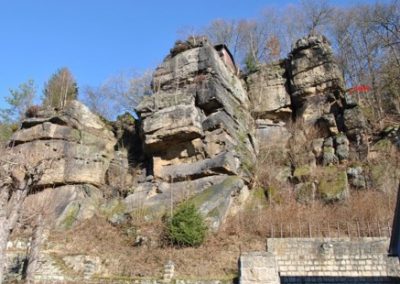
[[237, 189, 396, 238], [46, 183, 397, 280], [48, 215, 264, 279], [8, 119, 400, 280]]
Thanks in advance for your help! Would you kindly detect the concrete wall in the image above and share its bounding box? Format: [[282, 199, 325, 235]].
[[240, 238, 400, 284]]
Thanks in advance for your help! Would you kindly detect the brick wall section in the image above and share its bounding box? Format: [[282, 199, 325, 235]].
[[267, 238, 400, 280]]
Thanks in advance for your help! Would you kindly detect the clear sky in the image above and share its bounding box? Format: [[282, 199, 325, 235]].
[[0, 0, 385, 108]]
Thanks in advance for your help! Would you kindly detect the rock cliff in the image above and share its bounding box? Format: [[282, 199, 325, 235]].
[[2, 34, 395, 231], [131, 37, 257, 230], [2, 33, 400, 283], [246, 34, 395, 203]]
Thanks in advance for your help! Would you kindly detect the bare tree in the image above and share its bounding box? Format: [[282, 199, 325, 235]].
[[81, 70, 153, 120], [369, 0, 400, 67], [329, 2, 400, 122], [204, 19, 248, 61], [43, 67, 78, 109], [300, 0, 334, 35]]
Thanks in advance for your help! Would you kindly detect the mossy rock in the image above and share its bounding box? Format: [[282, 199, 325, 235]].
[[293, 165, 312, 183], [266, 185, 284, 204], [372, 138, 392, 153], [360, 105, 375, 122], [243, 186, 269, 210], [250, 186, 267, 203], [101, 199, 128, 225], [317, 166, 348, 202], [295, 182, 316, 204], [369, 162, 400, 193], [189, 176, 245, 231], [57, 202, 80, 229]]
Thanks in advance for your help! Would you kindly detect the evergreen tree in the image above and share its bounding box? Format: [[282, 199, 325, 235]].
[[166, 203, 207, 247]]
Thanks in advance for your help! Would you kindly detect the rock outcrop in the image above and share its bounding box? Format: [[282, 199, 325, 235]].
[[288, 35, 345, 128], [246, 34, 370, 203], [246, 61, 292, 147], [4, 101, 119, 227], [131, 37, 256, 230]]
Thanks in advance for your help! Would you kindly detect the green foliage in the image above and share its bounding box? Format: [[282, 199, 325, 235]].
[[0, 123, 16, 142], [165, 203, 207, 247], [1, 79, 36, 122], [0, 80, 36, 142], [244, 53, 258, 74], [43, 67, 78, 109]]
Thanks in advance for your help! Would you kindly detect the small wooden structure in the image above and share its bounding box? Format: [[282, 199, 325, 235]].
[[214, 44, 237, 75]]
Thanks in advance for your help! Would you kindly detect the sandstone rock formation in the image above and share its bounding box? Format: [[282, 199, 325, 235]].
[[130, 37, 257, 230], [246, 61, 292, 147], [245, 34, 368, 203], [288, 35, 345, 128], [4, 101, 118, 227]]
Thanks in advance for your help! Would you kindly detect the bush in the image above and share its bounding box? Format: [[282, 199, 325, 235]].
[[25, 105, 41, 118], [165, 203, 207, 247]]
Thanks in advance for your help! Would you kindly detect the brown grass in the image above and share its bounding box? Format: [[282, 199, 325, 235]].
[[49, 215, 264, 280], [46, 183, 396, 280]]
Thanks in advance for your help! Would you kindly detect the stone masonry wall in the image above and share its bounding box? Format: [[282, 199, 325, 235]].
[[241, 238, 400, 284]]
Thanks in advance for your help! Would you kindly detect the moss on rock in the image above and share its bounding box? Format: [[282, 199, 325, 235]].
[[293, 165, 312, 182], [295, 182, 316, 204], [58, 202, 80, 229], [317, 166, 348, 202]]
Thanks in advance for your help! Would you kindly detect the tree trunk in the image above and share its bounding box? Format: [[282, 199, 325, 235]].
[[25, 214, 47, 283], [0, 186, 11, 284], [0, 179, 31, 284]]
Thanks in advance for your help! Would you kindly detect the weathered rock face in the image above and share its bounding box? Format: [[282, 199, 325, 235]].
[[288, 35, 345, 128], [247, 61, 291, 121], [5, 101, 119, 226], [8, 101, 116, 187], [246, 35, 348, 150], [246, 34, 370, 203], [133, 38, 256, 229], [246, 61, 292, 148]]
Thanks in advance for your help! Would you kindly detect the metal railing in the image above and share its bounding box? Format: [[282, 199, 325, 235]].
[[265, 221, 392, 238]]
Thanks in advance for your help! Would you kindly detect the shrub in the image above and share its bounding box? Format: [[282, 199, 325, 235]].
[[25, 105, 41, 118], [165, 203, 207, 247]]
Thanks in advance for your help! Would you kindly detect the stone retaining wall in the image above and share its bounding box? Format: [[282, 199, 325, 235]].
[[240, 238, 400, 284]]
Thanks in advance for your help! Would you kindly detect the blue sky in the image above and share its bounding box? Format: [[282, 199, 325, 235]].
[[0, 0, 384, 109]]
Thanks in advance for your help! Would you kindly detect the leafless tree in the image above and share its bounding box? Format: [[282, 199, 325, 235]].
[[204, 19, 248, 60], [329, 1, 400, 122], [300, 0, 334, 35], [43, 67, 78, 109], [81, 70, 153, 120], [0, 158, 45, 284]]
